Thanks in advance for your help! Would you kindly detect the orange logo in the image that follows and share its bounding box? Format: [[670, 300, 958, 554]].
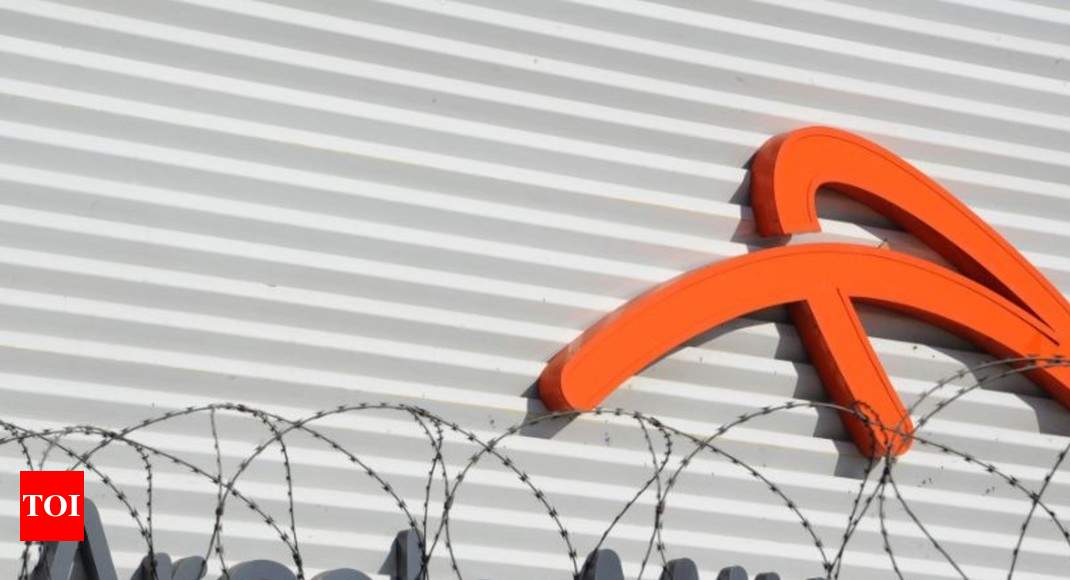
[[538, 126, 1070, 458]]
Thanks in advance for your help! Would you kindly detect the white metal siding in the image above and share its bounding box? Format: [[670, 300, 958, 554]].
[[0, 0, 1068, 578]]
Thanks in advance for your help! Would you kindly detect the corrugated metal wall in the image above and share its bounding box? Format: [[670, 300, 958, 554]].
[[0, 0, 1068, 578]]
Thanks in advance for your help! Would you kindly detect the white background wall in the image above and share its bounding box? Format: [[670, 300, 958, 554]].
[[0, 1, 1068, 578]]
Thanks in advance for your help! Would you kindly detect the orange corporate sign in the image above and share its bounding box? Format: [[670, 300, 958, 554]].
[[538, 126, 1070, 458]]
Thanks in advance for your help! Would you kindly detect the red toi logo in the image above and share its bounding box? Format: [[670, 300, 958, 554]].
[[20, 471, 84, 542], [539, 126, 1070, 458]]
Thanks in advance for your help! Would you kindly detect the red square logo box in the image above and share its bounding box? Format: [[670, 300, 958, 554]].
[[20, 471, 84, 542]]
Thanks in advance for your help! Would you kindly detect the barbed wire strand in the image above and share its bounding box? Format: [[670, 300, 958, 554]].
[[4, 357, 1069, 579]]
